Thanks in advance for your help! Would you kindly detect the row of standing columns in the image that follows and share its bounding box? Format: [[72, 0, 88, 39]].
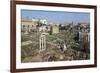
[[39, 34, 46, 51]]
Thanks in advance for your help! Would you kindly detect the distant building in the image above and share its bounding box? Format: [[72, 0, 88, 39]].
[[78, 22, 89, 32], [40, 19, 47, 24], [39, 25, 48, 33], [72, 22, 90, 49], [74, 22, 90, 51], [21, 18, 48, 33], [51, 25, 59, 34], [21, 18, 38, 33]]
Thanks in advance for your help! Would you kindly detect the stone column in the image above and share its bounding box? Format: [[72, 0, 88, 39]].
[[88, 33, 90, 42], [42, 37, 43, 49], [39, 37, 42, 51], [28, 26, 31, 32], [43, 37, 45, 49], [24, 26, 28, 34], [79, 32, 81, 41], [39, 34, 46, 51]]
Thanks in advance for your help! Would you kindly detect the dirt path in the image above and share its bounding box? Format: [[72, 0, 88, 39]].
[[22, 54, 43, 62]]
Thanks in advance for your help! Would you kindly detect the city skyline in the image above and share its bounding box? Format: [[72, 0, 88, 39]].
[[21, 9, 90, 24]]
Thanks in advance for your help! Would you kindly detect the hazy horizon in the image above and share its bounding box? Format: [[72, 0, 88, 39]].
[[21, 9, 90, 24]]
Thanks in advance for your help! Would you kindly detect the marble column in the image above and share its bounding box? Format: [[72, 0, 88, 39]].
[[39, 34, 46, 51], [39, 37, 42, 51], [44, 36, 46, 50]]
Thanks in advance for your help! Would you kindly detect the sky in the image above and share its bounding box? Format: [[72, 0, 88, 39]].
[[21, 9, 90, 24]]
